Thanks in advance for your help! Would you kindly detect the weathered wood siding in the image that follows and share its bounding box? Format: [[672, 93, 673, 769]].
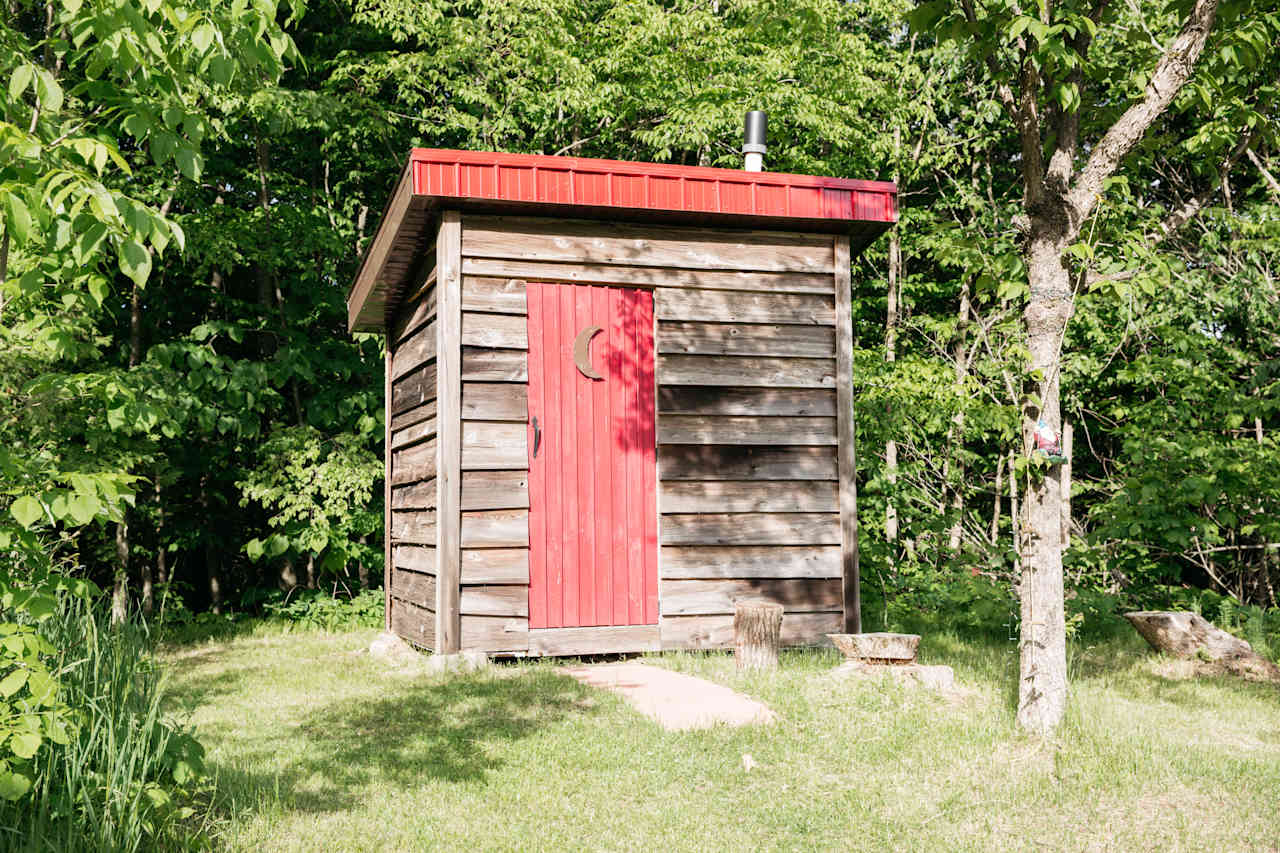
[[650, 225, 844, 650], [386, 259, 439, 650], [445, 214, 845, 653]]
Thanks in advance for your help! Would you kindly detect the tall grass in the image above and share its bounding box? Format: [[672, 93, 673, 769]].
[[0, 599, 208, 853]]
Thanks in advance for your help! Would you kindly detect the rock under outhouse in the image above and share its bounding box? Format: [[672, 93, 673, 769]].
[[347, 147, 897, 657]]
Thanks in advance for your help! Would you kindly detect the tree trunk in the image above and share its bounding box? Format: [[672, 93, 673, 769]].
[[1016, 231, 1072, 734], [305, 553, 317, 590], [946, 277, 972, 553], [112, 520, 129, 624], [142, 480, 160, 617], [885, 224, 900, 553], [734, 601, 783, 672], [200, 475, 223, 615], [990, 454, 1004, 544], [279, 557, 299, 591], [356, 535, 370, 588]]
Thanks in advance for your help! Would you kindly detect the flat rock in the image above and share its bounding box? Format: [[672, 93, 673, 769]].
[[423, 650, 490, 675], [832, 660, 956, 691], [559, 662, 775, 731], [369, 631, 418, 665], [827, 632, 921, 663], [1124, 611, 1280, 684]]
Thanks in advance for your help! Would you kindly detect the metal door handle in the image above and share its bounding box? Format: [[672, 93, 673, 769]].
[[532, 416, 541, 459]]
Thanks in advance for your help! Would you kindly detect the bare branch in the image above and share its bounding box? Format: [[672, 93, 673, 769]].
[[1247, 148, 1280, 199], [1064, 0, 1221, 236]]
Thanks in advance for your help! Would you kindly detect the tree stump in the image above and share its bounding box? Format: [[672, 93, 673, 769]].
[[1124, 611, 1280, 684], [734, 600, 783, 672]]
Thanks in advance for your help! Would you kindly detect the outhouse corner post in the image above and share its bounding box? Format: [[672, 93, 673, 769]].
[[833, 234, 861, 633], [434, 210, 463, 652]]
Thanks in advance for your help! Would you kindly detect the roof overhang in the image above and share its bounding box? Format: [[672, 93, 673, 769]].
[[347, 148, 898, 333]]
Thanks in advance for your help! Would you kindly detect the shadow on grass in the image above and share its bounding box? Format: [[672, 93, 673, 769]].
[[207, 669, 598, 816]]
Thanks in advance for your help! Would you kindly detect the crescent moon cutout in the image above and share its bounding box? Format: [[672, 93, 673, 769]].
[[573, 325, 604, 380]]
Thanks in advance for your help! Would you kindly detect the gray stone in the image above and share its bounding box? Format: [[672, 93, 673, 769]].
[[832, 660, 956, 691], [1124, 611, 1280, 683], [423, 650, 490, 675], [369, 631, 418, 665], [827, 632, 921, 663]]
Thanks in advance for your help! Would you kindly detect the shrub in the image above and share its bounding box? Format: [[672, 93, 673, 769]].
[[0, 598, 210, 852], [260, 587, 384, 632]]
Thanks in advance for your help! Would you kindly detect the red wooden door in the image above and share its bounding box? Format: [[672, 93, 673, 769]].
[[526, 282, 658, 629]]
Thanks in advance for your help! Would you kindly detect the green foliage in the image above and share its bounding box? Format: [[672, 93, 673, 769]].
[[0, 623, 73, 803], [259, 588, 385, 632], [238, 426, 382, 581], [0, 599, 209, 851]]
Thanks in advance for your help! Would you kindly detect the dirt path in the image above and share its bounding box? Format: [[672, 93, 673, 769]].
[[558, 661, 776, 730]]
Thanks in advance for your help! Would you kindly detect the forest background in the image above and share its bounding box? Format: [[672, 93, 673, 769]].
[[3, 0, 1279, 663]]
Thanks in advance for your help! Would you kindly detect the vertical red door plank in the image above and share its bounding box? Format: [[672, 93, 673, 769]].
[[574, 285, 596, 627], [543, 284, 564, 628], [609, 286, 630, 626], [527, 283, 547, 629], [558, 284, 580, 628], [639, 290, 659, 624], [592, 285, 613, 626], [626, 288, 645, 624]]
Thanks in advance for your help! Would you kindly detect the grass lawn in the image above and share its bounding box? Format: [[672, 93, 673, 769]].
[[162, 628, 1280, 852]]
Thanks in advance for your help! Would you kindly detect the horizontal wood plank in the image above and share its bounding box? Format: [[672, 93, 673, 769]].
[[657, 322, 836, 357], [391, 416, 437, 451], [391, 567, 436, 607], [462, 470, 529, 510], [462, 216, 834, 273], [461, 348, 527, 382], [660, 480, 838, 513], [390, 399, 437, 432], [661, 513, 841, 545], [462, 422, 528, 470], [393, 544, 436, 573], [527, 625, 661, 656], [391, 439, 437, 485], [660, 545, 842, 579], [462, 277, 528, 315], [391, 362, 437, 414], [462, 382, 528, 421], [655, 289, 835, 325], [390, 597, 435, 650], [461, 615, 529, 653], [391, 286, 437, 344], [391, 479, 437, 510], [461, 585, 529, 617], [660, 611, 840, 651], [392, 319, 437, 380], [461, 509, 529, 548], [659, 415, 837, 445], [657, 387, 836, 416], [660, 578, 842, 616], [658, 355, 835, 388], [391, 510, 436, 545], [461, 548, 529, 585], [658, 446, 838, 481], [461, 312, 528, 350], [463, 258, 834, 294]]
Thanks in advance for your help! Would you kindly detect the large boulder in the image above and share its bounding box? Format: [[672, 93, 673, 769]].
[[1124, 611, 1280, 683]]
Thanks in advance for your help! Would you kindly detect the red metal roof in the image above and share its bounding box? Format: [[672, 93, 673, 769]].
[[348, 148, 897, 332], [408, 148, 897, 224]]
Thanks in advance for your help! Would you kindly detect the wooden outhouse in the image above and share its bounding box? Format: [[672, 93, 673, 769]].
[[347, 148, 896, 656]]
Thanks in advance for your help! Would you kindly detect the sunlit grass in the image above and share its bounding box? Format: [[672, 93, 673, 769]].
[[162, 629, 1280, 852]]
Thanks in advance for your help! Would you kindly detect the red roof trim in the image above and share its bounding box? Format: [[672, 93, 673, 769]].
[[408, 148, 897, 224]]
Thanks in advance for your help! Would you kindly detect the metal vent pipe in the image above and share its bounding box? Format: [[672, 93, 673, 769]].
[[743, 110, 767, 172]]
